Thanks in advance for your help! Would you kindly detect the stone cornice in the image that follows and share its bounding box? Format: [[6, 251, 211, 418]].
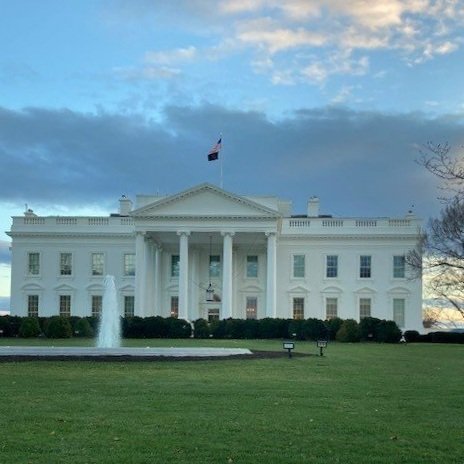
[[7, 232, 134, 239]]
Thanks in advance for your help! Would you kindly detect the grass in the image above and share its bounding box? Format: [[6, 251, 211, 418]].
[[0, 339, 463, 463]]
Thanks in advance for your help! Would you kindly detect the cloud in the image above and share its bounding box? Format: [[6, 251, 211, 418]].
[[0, 241, 10, 266], [1, 104, 463, 220], [145, 46, 197, 65]]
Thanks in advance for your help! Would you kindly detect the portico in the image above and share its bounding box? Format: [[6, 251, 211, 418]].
[[130, 184, 281, 320]]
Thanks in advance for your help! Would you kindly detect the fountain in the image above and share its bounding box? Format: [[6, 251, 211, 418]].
[[97, 275, 121, 348]]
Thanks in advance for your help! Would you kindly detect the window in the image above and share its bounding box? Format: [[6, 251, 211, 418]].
[[27, 295, 39, 317], [326, 298, 338, 319], [209, 255, 221, 278], [393, 256, 406, 278], [170, 296, 179, 318], [326, 255, 338, 278], [124, 254, 136, 276], [293, 297, 305, 319], [246, 256, 258, 278], [171, 255, 180, 278], [124, 296, 135, 317], [360, 255, 371, 278], [359, 298, 371, 319], [28, 252, 40, 275], [246, 296, 258, 319], [91, 253, 104, 276], [91, 295, 102, 318], [208, 308, 220, 322], [393, 298, 405, 328], [59, 295, 71, 317], [293, 255, 305, 278], [60, 253, 72, 276]]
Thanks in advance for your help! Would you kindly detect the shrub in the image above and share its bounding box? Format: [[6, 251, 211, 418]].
[[336, 319, 361, 342], [242, 319, 259, 339], [404, 330, 420, 343], [325, 317, 343, 340], [165, 317, 192, 338], [44, 316, 73, 338], [258, 318, 289, 339], [376, 320, 402, 343], [19, 317, 41, 338], [430, 331, 464, 344], [193, 319, 210, 338], [359, 317, 382, 341], [288, 319, 305, 340], [143, 316, 168, 338], [122, 316, 145, 338], [75, 318, 94, 337], [304, 318, 328, 340], [210, 319, 227, 339], [0, 315, 22, 337], [225, 319, 247, 339]]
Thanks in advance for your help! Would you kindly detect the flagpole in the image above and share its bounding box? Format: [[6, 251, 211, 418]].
[[220, 133, 223, 189]]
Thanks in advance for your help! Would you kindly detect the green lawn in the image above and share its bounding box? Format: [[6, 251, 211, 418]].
[[0, 340, 463, 463]]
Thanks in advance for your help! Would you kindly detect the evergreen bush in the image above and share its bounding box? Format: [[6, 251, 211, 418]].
[[75, 318, 94, 337], [18, 317, 41, 338], [336, 319, 361, 342], [0, 315, 22, 337], [143, 316, 168, 338], [359, 317, 382, 341], [193, 318, 210, 338], [325, 317, 343, 340], [165, 317, 192, 338], [404, 330, 420, 343], [304, 318, 328, 340], [44, 316, 73, 338], [376, 320, 402, 343]]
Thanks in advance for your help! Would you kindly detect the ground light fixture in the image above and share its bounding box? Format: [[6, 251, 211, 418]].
[[283, 341, 295, 358], [316, 339, 328, 356]]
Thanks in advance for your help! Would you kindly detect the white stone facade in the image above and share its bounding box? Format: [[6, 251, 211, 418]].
[[7, 183, 423, 331]]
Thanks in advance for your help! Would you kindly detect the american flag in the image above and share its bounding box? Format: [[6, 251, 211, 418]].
[[208, 137, 222, 161]]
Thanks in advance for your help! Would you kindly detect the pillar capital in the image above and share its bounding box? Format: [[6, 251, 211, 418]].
[[265, 231, 276, 238], [221, 231, 235, 237], [177, 230, 191, 237]]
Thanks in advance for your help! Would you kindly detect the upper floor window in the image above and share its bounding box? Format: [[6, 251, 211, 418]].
[[28, 252, 40, 275], [246, 256, 258, 278], [359, 298, 372, 319], [326, 255, 338, 278], [293, 255, 305, 278], [60, 253, 72, 276], [293, 297, 305, 320], [124, 253, 136, 276], [209, 255, 221, 278], [59, 295, 71, 317], [91, 253, 104, 276], [27, 295, 39, 317], [393, 256, 406, 278], [359, 255, 371, 278], [326, 297, 338, 319], [171, 255, 180, 278]]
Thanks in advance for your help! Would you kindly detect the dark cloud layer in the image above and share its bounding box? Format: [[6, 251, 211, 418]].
[[1, 104, 463, 219]]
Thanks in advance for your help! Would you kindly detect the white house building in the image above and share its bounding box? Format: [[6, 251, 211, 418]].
[[7, 183, 423, 331]]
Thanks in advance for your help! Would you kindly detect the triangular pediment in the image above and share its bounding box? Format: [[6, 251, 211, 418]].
[[131, 184, 281, 218]]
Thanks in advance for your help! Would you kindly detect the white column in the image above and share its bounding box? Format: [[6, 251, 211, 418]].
[[154, 245, 162, 316], [135, 231, 147, 316], [221, 231, 234, 319], [144, 239, 155, 316], [266, 232, 277, 318], [178, 231, 190, 321]]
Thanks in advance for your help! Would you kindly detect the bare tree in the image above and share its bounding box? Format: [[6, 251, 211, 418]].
[[410, 143, 464, 323]]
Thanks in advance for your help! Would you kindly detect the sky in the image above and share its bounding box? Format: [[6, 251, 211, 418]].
[[1, 0, 464, 310]]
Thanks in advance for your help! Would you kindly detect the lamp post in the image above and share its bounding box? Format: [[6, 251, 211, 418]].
[[316, 339, 328, 356], [283, 341, 295, 358]]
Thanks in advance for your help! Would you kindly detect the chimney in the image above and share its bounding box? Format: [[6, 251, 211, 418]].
[[119, 195, 133, 216], [307, 196, 320, 217]]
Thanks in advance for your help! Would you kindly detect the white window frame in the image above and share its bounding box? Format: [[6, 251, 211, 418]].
[[393, 255, 406, 279], [359, 255, 372, 279], [27, 252, 40, 276], [124, 295, 135, 317], [393, 298, 406, 328], [325, 297, 338, 319], [124, 253, 136, 276], [359, 297, 372, 319], [59, 252, 73, 276], [59, 294, 72, 317], [246, 255, 258, 279], [292, 254, 305, 279], [292, 297, 305, 320], [91, 253, 105, 276], [27, 294, 39, 317], [326, 255, 338, 279], [246, 296, 258, 320]]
